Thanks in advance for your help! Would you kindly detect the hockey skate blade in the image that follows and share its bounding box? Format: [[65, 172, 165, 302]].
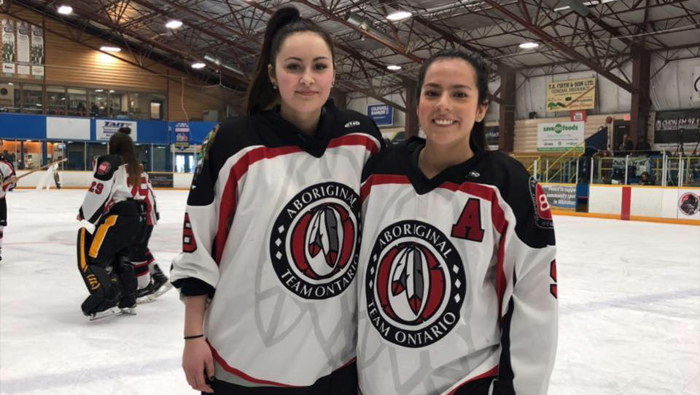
[[136, 294, 157, 304], [88, 307, 136, 321], [154, 282, 173, 298]]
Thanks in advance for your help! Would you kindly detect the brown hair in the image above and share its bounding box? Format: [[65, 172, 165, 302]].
[[246, 6, 336, 115], [108, 132, 141, 189]]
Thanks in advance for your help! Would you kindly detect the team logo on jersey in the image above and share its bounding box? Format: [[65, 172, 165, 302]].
[[270, 182, 360, 300], [529, 177, 553, 228], [96, 162, 111, 176], [345, 120, 360, 128], [678, 192, 699, 216], [365, 220, 465, 348]]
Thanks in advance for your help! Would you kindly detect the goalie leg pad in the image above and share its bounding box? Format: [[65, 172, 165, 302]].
[[77, 228, 122, 316]]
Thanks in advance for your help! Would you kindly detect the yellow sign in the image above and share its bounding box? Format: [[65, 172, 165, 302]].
[[546, 78, 596, 112]]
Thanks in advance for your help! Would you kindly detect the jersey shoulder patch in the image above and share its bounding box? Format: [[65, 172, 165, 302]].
[[93, 155, 121, 181]]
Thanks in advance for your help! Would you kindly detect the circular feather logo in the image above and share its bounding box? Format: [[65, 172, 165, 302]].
[[270, 182, 360, 300], [365, 220, 465, 348]]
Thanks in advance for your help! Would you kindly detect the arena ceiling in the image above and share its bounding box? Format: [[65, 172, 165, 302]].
[[4, 0, 700, 110]]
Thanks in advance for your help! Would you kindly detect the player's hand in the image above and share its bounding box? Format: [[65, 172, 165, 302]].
[[183, 337, 214, 393], [9, 176, 18, 184], [76, 214, 83, 221]]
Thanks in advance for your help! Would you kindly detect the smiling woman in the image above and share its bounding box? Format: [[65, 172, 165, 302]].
[[170, 6, 383, 395]]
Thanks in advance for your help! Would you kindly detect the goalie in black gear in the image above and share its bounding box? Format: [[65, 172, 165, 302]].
[[76, 133, 147, 317]]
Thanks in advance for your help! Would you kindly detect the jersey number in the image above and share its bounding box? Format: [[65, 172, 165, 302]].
[[451, 198, 485, 242], [89, 181, 104, 195]]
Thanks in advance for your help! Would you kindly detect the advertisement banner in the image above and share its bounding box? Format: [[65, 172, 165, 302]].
[[537, 121, 585, 152], [16, 21, 29, 76], [31, 25, 44, 78], [693, 66, 700, 102], [2, 19, 15, 76], [485, 126, 499, 150], [149, 172, 174, 188], [368, 104, 393, 127], [174, 122, 190, 150], [541, 184, 576, 210], [96, 120, 138, 142], [546, 78, 596, 112], [677, 190, 700, 220], [653, 109, 700, 150]]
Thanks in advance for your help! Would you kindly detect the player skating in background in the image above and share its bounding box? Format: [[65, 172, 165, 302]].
[[170, 6, 383, 394], [0, 140, 18, 262], [131, 165, 172, 303], [357, 50, 558, 395], [76, 132, 147, 319]]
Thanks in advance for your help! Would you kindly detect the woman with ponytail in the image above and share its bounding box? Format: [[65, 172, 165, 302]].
[[76, 131, 147, 319], [171, 6, 383, 394]]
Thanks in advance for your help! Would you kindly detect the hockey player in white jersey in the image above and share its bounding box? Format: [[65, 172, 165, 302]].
[[170, 7, 383, 394], [0, 140, 18, 262], [357, 50, 558, 395], [76, 132, 147, 318], [129, 166, 171, 303]]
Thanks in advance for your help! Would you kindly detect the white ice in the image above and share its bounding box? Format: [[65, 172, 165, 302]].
[[1, 189, 699, 395]]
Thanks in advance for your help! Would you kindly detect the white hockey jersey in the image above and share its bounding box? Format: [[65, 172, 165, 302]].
[[79, 155, 141, 224], [170, 102, 383, 389], [357, 137, 558, 395], [130, 166, 159, 226], [0, 157, 16, 199]]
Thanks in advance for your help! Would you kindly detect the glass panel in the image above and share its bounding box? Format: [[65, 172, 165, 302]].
[[21, 84, 43, 114], [88, 142, 109, 170], [67, 88, 87, 116], [107, 89, 129, 118], [90, 89, 108, 117], [135, 144, 151, 171], [0, 139, 20, 168], [48, 141, 66, 169], [66, 141, 86, 170], [46, 86, 67, 115], [152, 144, 167, 171], [0, 81, 20, 113], [129, 92, 165, 120]]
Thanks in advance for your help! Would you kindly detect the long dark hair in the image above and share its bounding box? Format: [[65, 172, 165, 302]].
[[109, 132, 141, 189], [416, 49, 490, 151], [246, 6, 336, 115]]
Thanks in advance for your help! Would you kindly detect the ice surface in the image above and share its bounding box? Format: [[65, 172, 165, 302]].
[[0, 189, 698, 395]]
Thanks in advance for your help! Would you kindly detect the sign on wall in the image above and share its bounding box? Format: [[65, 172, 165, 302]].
[[540, 184, 576, 210], [653, 109, 700, 150], [96, 120, 138, 142], [16, 21, 29, 76], [485, 126, 499, 150], [693, 66, 700, 103], [174, 122, 190, 150], [30, 25, 44, 78], [2, 19, 15, 76], [677, 191, 700, 220], [546, 78, 596, 112], [368, 104, 393, 127], [537, 121, 585, 152]]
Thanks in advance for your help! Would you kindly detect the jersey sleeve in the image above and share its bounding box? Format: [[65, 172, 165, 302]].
[[170, 126, 222, 298], [494, 168, 558, 394], [78, 156, 120, 224]]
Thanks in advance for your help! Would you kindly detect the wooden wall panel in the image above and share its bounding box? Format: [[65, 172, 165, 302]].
[[2, 5, 242, 122]]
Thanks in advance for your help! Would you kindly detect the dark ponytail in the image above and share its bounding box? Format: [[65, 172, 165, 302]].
[[109, 132, 141, 189], [246, 6, 336, 115], [416, 50, 490, 151]]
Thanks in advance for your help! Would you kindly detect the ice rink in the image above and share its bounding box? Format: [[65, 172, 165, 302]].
[[1, 188, 698, 395]]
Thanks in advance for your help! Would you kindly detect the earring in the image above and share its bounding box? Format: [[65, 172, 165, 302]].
[[272, 84, 278, 90]]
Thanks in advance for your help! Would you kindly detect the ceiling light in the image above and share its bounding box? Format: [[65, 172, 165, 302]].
[[100, 46, 121, 52], [109, 90, 115, 93], [95, 89, 103, 92], [57, 5, 73, 15], [191, 62, 206, 69], [165, 20, 183, 29], [519, 42, 539, 49], [387, 65, 402, 71], [386, 11, 412, 21], [554, 6, 571, 11]]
